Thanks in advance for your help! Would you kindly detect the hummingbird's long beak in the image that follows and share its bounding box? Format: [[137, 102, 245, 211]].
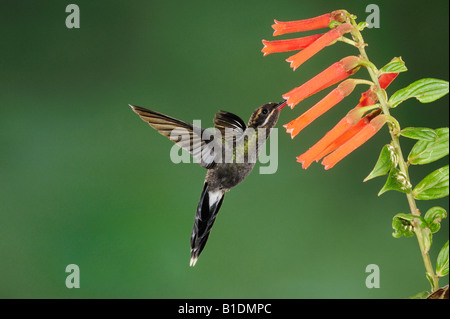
[[277, 100, 288, 110]]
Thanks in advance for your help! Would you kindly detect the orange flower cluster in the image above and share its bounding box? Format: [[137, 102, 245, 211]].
[[297, 73, 397, 169], [262, 11, 398, 169]]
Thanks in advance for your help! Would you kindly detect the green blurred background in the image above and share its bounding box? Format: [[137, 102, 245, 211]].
[[1, 0, 448, 298]]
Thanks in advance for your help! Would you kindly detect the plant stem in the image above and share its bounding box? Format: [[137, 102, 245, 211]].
[[349, 20, 440, 292]]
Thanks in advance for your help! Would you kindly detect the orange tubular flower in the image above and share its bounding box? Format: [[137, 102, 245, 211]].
[[378, 72, 398, 89], [264, 11, 401, 171], [283, 80, 356, 139], [272, 10, 348, 36], [296, 107, 369, 168], [358, 72, 398, 106], [282, 56, 361, 108], [317, 74, 396, 164], [262, 34, 323, 56], [296, 72, 399, 169], [314, 114, 374, 161], [321, 114, 388, 170], [286, 23, 354, 70]]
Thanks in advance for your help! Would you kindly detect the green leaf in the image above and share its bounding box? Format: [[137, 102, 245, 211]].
[[413, 165, 449, 200], [379, 57, 408, 74], [426, 273, 436, 289], [389, 78, 449, 108], [408, 128, 449, 165], [409, 290, 430, 299], [329, 20, 341, 28], [424, 207, 447, 233], [422, 227, 433, 254], [436, 240, 449, 277], [364, 144, 397, 182], [400, 127, 438, 141], [357, 21, 368, 31], [378, 168, 412, 196], [392, 213, 415, 238]]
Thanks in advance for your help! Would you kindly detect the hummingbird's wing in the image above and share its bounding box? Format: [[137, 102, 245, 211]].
[[130, 105, 218, 169], [213, 110, 246, 142]]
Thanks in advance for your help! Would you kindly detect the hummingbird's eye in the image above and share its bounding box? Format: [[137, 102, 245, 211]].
[[261, 109, 268, 115]]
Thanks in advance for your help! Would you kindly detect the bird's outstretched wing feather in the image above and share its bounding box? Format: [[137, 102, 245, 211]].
[[213, 110, 246, 142], [130, 104, 217, 168]]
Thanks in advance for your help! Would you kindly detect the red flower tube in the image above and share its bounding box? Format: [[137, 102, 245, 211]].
[[295, 72, 399, 168], [283, 80, 357, 138], [272, 10, 348, 36], [314, 115, 372, 161], [261, 34, 323, 56], [286, 23, 354, 70], [358, 73, 399, 106], [379, 72, 398, 89], [282, 56, 361, 108], [296, 107, 369, 168], [321, 114, 388, 170]]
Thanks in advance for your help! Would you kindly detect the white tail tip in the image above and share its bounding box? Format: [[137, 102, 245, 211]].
[[189, 256, 198, 267]]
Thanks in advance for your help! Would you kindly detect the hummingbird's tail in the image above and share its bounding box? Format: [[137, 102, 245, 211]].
[[190, 183, 225, 267]]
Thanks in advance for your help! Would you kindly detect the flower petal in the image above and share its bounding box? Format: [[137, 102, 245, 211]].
[[283, 80, 356, 138], [358, 72, 399, 106], [296, 107, 368, 169], [282, 56, 361, 108], [261, 34, 323, 56], [286, 23, 354, 70], [272, 10, 348, 36], [315, 116, 371, 162], [272, 14, 331, 36], [321, 115, 387, 169], [379, 72, 399, 89], [294, 73, 397, 169]]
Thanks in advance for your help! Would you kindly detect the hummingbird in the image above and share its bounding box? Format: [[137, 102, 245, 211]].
[[130, 100, 287, 266]]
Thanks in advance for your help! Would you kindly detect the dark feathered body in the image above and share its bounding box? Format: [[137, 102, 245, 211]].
[[130, 101, 285, 266]]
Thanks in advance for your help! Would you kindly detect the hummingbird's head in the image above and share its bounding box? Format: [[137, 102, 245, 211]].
[[248, 100, 287, 129]]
